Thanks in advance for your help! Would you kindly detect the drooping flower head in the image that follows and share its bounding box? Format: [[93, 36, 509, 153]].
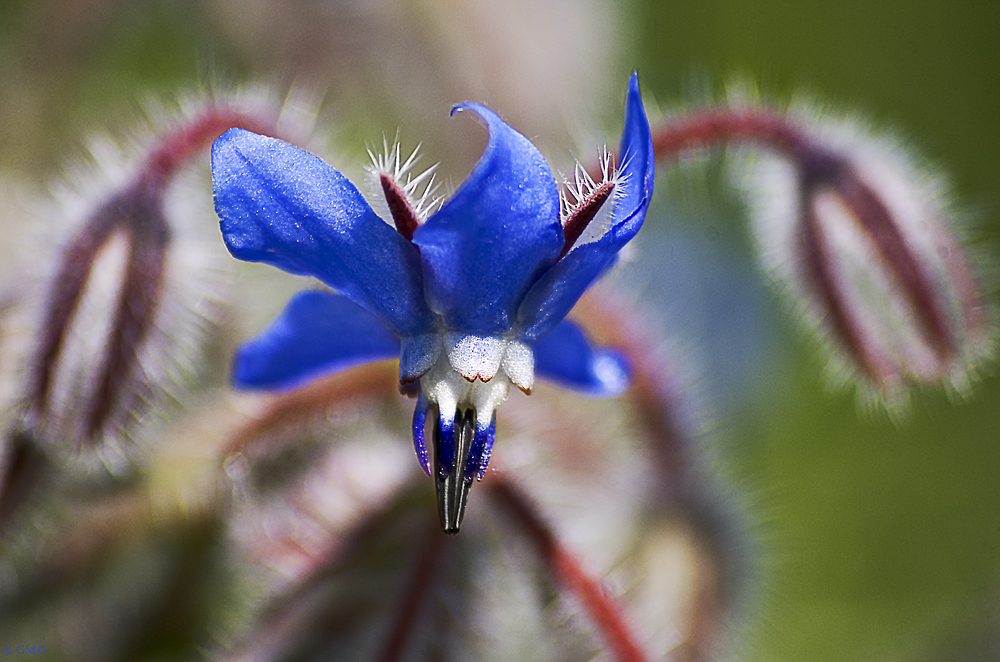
[[211, 73, 654, 532]]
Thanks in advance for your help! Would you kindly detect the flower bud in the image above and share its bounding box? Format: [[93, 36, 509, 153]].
[[745, 116, 992, 404], [5, 112, 247, 474]]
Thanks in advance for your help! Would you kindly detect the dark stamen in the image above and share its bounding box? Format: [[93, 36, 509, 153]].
[[380, 173, 421, 242], [434, 408, 475, 534], [561, 181, 615, 258]]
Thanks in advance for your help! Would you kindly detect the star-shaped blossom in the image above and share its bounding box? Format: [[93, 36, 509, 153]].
[[211, 73, 654, 532]]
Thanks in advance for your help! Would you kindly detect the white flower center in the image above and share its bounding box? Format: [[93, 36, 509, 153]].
[[406, 332, 535, 425]]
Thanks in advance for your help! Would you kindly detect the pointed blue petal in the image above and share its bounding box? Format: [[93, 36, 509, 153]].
[[612, 72, 657, 242], [233, 290, 400, 390], [518, 73, 654, 341], [412, 104, 563, 334], [533, 319, 630, 396], [212, 128, 434, 336]]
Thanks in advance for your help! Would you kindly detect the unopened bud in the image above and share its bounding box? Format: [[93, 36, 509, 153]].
[[26, 175, 171, 451], [745, 116, 992, 404], [4, 103, 286, 473]]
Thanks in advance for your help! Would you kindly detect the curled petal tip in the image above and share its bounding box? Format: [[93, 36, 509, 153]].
[[414, 100, 562, 334], [449, 102, 473, 118]]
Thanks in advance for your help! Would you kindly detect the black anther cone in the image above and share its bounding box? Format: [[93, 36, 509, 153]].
[[434, 408, 475, 534]]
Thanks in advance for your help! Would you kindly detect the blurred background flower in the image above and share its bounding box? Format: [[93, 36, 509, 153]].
[[0, 1, 997, 661]]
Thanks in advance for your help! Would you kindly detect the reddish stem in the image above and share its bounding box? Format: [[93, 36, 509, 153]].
[[84, 186, 170, 444], [798, 186, 889, 383], [822, 168, 955, 371], [653, 107, 963, 385], [487, 478, 649, 662], [652, 108, 806, 162], [571, 291, 732, 662], [377, 522, 447, 662], [569, 293, 693, 498], [141, 107, 286, 186], [27, 104, 285, 448], [223, 362, 399, 457]]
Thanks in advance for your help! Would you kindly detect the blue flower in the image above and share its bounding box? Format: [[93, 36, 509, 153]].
[[211, 73, 654, 531]]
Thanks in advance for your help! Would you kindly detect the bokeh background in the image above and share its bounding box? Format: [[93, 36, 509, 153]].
[[1, 1, 997, 660]]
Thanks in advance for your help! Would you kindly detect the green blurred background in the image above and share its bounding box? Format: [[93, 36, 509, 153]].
[[631, 3, 1000, 661], [1, 1, 997, 660]]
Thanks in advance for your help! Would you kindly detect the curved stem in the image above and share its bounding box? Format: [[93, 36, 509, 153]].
[[377, 521, 447, 662], [487, 477, 650, 662], [141, 107, 288, 187], [571, 290, 735, 662], [223, 362, 400, 457], [651, 108, 807, 162]]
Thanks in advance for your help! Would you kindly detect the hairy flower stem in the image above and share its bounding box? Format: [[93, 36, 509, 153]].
[[797, 152, 957, 381], [651, 109, 807, 162], [580, 110, 805, 195], [487, 477, 650, 662], [222, 362, 400, 457], [144, 108, 289, 185], [572, 291, 733, 662]]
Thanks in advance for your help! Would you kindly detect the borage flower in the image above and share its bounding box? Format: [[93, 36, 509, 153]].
[[211, 73, 653, 532]]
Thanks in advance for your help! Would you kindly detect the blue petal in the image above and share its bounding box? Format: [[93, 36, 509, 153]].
[[613, 72, 657, 241], [212, 128, 434, 336], [517, 73, 654, 341], [533, 319, 630, 396], [412, 103, 563, 334], [233, 290, 400, 390]]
